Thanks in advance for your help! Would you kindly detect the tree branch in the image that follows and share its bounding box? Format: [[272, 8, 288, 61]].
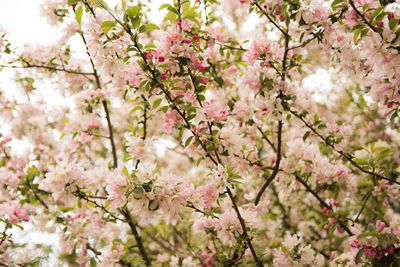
[[288, 108, 400, 185], [294, 173, 353, 236], [0, 64, 94, 77], [120, 208, 152, 266], [79, 32, 118, 169]]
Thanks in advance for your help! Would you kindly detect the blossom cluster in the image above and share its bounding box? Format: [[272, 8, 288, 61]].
[[0, 0, 399, 266]]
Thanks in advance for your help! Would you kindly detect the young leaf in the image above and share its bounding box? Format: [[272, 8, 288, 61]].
[[68, 0, 80, 5], [75, 6, 83, 26], [101, 20, 117, 33], [153, 98, 162, 109], [126, 6, 141, 18]]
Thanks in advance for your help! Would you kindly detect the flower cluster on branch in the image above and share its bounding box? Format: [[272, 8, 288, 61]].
[[0, 0, 400, 266]]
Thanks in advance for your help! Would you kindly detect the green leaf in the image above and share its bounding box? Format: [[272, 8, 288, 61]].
[[303, 131, 311, 141], [331, 0, 344, 9], [163, 12, 178, 23], [153, 98, 162, 109], [126, 6, 141, 18], [68, 0, 80, 5], [353, 157, 368, 166], [90, 0, 108, 8], [354, 29, 361, 43], [376, 148, 392, 161], [122, 166, 129, 178], [131, 16, 142, 29], [355, 247, 364, 264], [184, 136, 194, 147], [313, 114, 319, 124], [166, 6, 179, 15], [389, 19, 398, 30], [26, 166, 39, 180], [360, 28, 369, 39], [148, 200, 159, 211], [159, 3, 173, 11], [61, 207, 74, 213], [371, 7, 383, 20], [352, 146, 364, 152], [132, 186, 145, 200], [144, 43, 157, 50], [101, 20, 117, 33], [158, 106, 169, 113], [144, 23, 160, 31], [75, 6, 83, 26], [138, 25, 147, 33], [130, 105, 143, 114]]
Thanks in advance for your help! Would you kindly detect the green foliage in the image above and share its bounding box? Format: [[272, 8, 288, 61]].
[[75, 6, 83, 26], [100, 20, 117, 33]]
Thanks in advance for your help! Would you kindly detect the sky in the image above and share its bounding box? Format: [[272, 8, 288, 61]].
[[0, 0, 59, 45]]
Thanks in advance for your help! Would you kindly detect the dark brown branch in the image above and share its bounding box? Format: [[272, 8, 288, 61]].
[[79, 32, 118, 169], [187, 203, 219, 219], [74, 190, 126, 222], [254, 16, 289, 205], [354, 192, 371, 222], [140, 95, 148, 140], [288, 109, 400, 185], [0, 64, 94, 76], [253, 2, 288, 37], [102, 100, 118, 168], [294, 174, 353, 236], [226, 187, 263, 267], [187, 68, 222, 163], [288, 31, 324, 51], [348, 0, 378, 33], [348, 0, 400, 52], [256, 125, 277, 153], [254, 121, 282, 205], [120, 208, 151, 266], [27, 181, 49, 210]]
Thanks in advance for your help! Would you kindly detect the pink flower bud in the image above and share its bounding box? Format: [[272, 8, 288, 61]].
[[321, 207, 331, 214], [376, 220, 385, 232]]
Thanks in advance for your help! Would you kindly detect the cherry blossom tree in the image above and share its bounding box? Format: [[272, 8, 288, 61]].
[[0, 0, 399, 265]]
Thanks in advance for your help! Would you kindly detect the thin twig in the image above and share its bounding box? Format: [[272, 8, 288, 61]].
[[288, 108, 400, 185], [294, 174, 353, 236], [0, 64, 94, 77], [120, 208, 152, 266]]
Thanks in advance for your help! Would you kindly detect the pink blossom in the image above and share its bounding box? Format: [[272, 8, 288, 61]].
[[0, 201, 29, 224], [375, 220, 386, 232], [198, 183, 219, 210], [163, 109, 180, 134], [106, 169, 128, 209], [203, 99, 229, 122]]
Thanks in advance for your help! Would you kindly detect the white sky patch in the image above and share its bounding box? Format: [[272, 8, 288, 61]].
[[302, 68, 335, 104], [0, 0, 60, 45], [154, 137, 176, 157], [8, 221, 60, 264]]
